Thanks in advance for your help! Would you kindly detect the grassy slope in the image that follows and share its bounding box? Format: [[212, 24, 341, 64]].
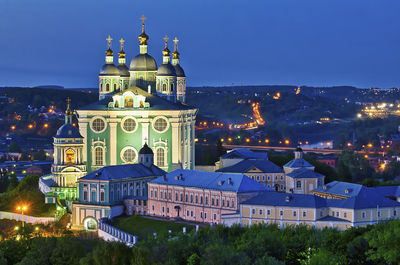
[[112, 216, 194, 240], [0, 175, 56, 217]]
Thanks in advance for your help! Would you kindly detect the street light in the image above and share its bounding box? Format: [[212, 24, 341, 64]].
[[16, 205, 27, 227]]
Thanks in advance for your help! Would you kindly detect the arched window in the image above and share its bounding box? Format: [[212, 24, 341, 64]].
[[65, 149, 75, 164], [170, 84, 174, 92], [114, 100, 119, 108], [100, 84, 103, 92], [156, 148, 165, 167], [95, 147, 103, 166], [106, 84, 110, 92], [124, 95, 133, 108], [162, 84, 167, 92], [114, 84, 117, 91], [125, 84, 128, 90]]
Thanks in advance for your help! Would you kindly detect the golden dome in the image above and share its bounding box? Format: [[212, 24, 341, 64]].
[[106, 48, 113, 56]]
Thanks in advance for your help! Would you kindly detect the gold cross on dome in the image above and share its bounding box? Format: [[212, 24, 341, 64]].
[[140, 15, 147, 24], [163, 35, 169, 47], [106, 35, 112, 48], [173, 37, 179, 49], [120, 38, 125, 49]]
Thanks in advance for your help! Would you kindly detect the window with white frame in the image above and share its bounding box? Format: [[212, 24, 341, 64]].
[[121, 117, 137, 133], [156, 148, 166, 167], [94, 147, 104, 166], [153, 117, 169, 133], [91, 117, 106, 133]]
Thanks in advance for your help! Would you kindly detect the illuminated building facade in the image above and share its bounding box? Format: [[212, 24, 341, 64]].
[[40, 17, 196, 206]]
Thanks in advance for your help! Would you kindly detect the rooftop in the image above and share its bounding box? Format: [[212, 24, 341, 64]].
[[286, 168, 324, 179], [78, 87, 196, 111], [216, 159, 283, 174], [79, 164, 165, 181], [150, 169, 273, 193], [312, 181, 365, 197], [221, 148, 268, 160], [242, 192, 327, 208], [284, 158, 314, 169]]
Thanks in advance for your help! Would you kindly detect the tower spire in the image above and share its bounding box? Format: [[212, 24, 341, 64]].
[[162, 35, 171, 64], [65, 97, 73, 124], [105, 35, 113, 57], [138, 15, 149, 51], [140, 15, 147, 33], [119, 38, 126, 58], [172, 37, 180, 61]]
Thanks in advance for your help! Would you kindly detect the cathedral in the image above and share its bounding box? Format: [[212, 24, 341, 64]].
[[39, 16, 197, 203]]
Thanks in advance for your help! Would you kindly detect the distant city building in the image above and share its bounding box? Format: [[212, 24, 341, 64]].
[[148, 169, 271, 224], [316, 156, 338, 168]]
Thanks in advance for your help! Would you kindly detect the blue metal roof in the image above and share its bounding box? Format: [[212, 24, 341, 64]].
[[372, 186, 400, 198], [216, 159, 283, 174], [243, 189, 400, 210], [221, 148, 268, 160], [286, 168, 324, 179], [284, 158, 314, 169], [242, 191, 327, 208], [312, 181, 364, 197], [150, 169, 272, 193], [326, 188, 400, 209], [80, 164, 165, 181], [54, 124, 83, 139]]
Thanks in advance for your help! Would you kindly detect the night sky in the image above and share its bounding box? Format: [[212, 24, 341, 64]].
[[0, 0, 399, 88]]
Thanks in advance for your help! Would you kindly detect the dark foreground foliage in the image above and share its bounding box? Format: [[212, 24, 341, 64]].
[[0, 219, 399, 265]]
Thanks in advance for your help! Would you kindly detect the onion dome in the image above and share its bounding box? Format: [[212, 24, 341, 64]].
[[100, 64, 120, 76], [118, 65, 130, 77], [55, 98, 82, 139], [100, 35, 119, 76], [171, 37, 185, 77], [55, 124, 83, 139], [106, 48, 113, 56], [118, 38, 130, 77], [139, 143, 153, 155], [139, 15, 149, 45], [157, 63, 176, 76], [129, 54, 157, 71], [173, 64, 185, 77]]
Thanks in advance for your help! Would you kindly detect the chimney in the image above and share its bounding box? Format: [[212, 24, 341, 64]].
[[227, 178, 232, 185], [163, 175, 167, 181], [285, 196, 291, 202]]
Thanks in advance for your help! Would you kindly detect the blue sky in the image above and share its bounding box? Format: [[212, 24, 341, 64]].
[[0, 0, 399, 88]]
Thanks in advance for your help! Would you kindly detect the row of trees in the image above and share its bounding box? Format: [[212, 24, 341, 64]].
[[0, 219, 399, 265]]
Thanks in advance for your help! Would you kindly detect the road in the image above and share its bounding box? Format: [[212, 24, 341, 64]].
[[222, 144, 379, 155]]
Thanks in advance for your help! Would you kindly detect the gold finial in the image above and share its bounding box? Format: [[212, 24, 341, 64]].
[[173, 37, 179, 51], [140, 15, 147, 32], [140, 15, 147, 24], [106, 35, 112, 49], [66, 97, 72, 117], [120, 38, 125, 50], [163, 35, 169, 48]]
